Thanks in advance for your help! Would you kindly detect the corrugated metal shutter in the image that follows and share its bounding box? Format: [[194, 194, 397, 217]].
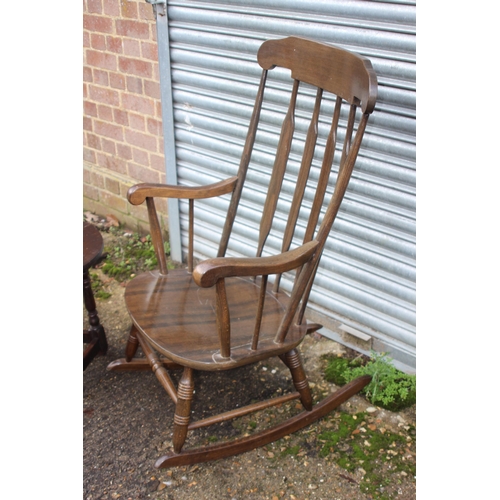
[[163, 0, 416, 371]]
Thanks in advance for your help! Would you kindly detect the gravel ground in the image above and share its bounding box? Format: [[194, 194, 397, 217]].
[[84, 227, 416, 500]]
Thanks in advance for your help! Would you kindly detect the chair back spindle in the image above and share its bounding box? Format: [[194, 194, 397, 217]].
[[146, 197, 169, 276], [257, 79, 300, 259]]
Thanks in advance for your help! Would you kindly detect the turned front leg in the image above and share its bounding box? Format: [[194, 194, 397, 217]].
[[283, 349, 313, 411], [173, 367, 194, 453], [125, 324, 140, 361]]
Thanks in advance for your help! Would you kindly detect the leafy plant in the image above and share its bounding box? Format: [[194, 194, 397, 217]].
[[342, 351, 416, 411], [89, 272, 112, 300], [101, 232, 171, 282], [324, 356, 364, 385]]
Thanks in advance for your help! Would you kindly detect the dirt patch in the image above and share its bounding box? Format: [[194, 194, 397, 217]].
[[84, 225, 416, 500]]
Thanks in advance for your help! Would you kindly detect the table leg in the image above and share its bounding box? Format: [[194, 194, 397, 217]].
[[83, 268, 108, 369]]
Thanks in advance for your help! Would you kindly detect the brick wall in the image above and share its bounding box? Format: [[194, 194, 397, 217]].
[[83, 0, 168, 233]]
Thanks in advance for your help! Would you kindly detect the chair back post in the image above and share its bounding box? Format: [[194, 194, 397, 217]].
[[146, 197, 169, 276]]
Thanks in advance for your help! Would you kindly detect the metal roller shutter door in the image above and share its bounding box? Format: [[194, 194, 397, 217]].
[[159, 0, 416, 372]]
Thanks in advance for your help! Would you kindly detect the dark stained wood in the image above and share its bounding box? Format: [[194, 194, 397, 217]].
[[188, 391, 301, 430], [251, 274, 268, 350], [125, 269, 309, 371], [107, 357, 183, 371], [188, 198, 194, 272], [146, 197, 168, 276], [172, 367, 194, 453], [193, 240, 318, 288], [218, 70, 268, 258], [128, 176, 238, 205], [258, 36, 377, 113], [83, 222, 107, 370], [154, 375, 372, 468], [257, 79, 299, 258], [107, 36, 378, 468]]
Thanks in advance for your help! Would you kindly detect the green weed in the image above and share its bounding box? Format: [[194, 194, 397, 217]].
[[101, 232, 172, 282], [318, 411, 415, 499], [343, 352, 416, 412], [324, 351, 416, 412]]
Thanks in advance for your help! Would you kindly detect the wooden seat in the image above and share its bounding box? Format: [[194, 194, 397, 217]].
[[108, 36, 378, 468]]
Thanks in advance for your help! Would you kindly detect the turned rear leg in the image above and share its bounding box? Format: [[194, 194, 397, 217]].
[[281, 349, 313, 411], [125, 324, 140, 361], [172, 367, 194, 453]]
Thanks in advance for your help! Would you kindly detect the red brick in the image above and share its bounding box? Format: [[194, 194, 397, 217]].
[[86, 49, 117, 71], [83, 183, 99, 200], [122, 93, 155, 116], [84, 100, 98, 117], [93, 68, 109, 86], [83, 14, 113, 34], [86, 133, 101, 150], [113, 108, 129, 126], [141, 41, 158, 61], [97, 104, 113, 122], [155, 100, 162, 119], [153, 62, 160, 81], [127, 75, 143, 94], [103, 0, 120, 17], [147, 117, 162, 136], [116, 20, 149, 39], [106, 36, 123, 54], [125, 129, 157, 152], [132, 147, 149, 166], [119, 56, 152, 77], [117, 143, 133, 160], [123, 38, 141, 57], [91, 33, 106, 50], [101, 138, 116, 155], [96, 153, 127, 175], [105, 177, 121, 195], [150, 153, 165, 172], [83, 83, 88, 99], [83, 66, 93, 82], [100, 190, 128, 212], [129, 113, 145, 131], [109, 72, 125, 90], [90, 171, 105, 189], [94, 120, 124, 141], [88, 85, 120, 106], [86, 0, 102, 14], [128, 163, 160, 184], [120, 1, 138, 19], [83, 116, 93, 131], [83, 31, 91, 48], [144, 80, 160, 99], [139, 2, 155, 21], [83, 168, 91, 184]]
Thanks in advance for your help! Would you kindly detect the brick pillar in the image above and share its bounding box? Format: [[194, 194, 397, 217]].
[[83, 0, 168, 234]]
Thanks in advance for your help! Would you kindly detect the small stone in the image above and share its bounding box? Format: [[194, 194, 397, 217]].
[[366, 407, 377, 413]]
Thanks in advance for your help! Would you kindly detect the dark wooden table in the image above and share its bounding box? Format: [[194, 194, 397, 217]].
[[83, 221, 108, 370]]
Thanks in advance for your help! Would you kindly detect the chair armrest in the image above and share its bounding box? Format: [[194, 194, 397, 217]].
[[127, 176, 238, 205], [193, 240, 319, 288]]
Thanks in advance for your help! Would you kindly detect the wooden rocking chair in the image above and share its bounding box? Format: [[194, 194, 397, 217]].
[[108, 36, 378, 468]]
